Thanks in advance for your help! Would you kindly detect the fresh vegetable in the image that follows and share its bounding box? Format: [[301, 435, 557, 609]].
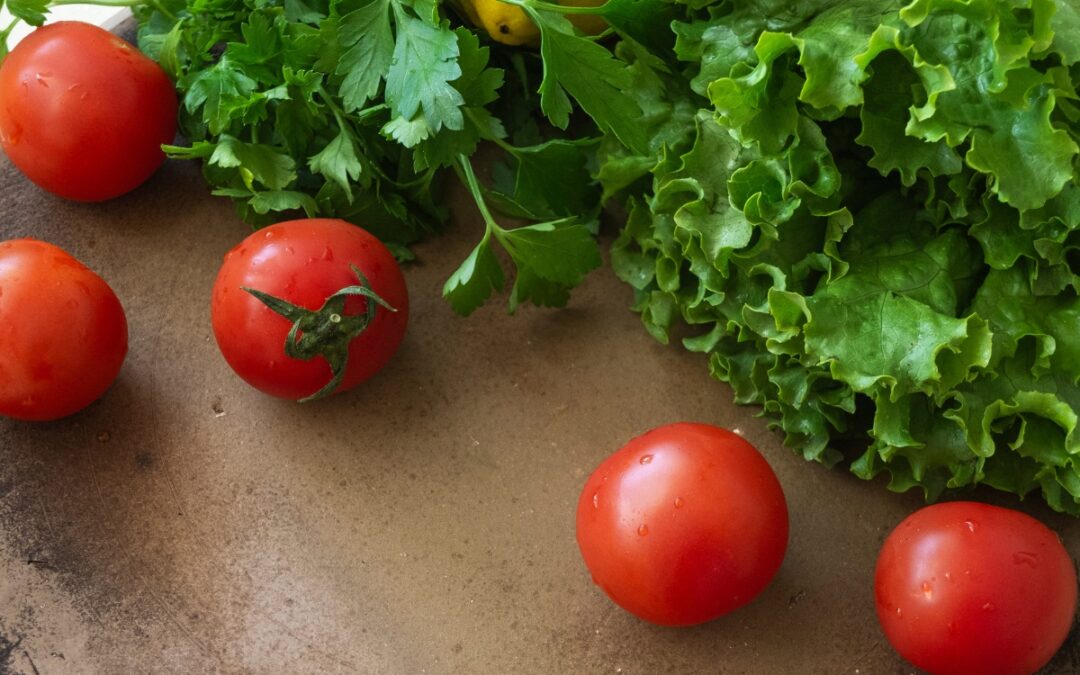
[[602, 0, 1080, 512], [875, 502, 1077, 675], [6, 0, 1080, 513], [127, 0, 1080, 512], [576, 423, 788, 626], [126, 0, 625, 315], [0, 22, 176, 201], [211, 218, 408, 401], [449, 0, 607, 47], [0, 239, 128, 421]]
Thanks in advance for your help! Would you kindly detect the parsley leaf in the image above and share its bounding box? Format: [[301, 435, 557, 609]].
[[384, 10, 464, 132], [444, 156, 601, 315], [499, 218, 601, 287], [210, 135, 298, 190], [308, 128, 363, 200], [184, 56, 258, 135], [521, 5, 648, 154], [413, 28, 505, 169], [489, 138, 600, 220], [6, 0, 49, 26], [442, 235, 506, 315], [336, 0, 394, 112]]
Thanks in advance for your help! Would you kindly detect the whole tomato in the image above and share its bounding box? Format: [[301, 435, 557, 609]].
[[211, 218, 409, 401], [0, 239, 128, 421], [875, 501, 1078, 675], [576, 423, 789, 626], [0, 22, 177, 201]]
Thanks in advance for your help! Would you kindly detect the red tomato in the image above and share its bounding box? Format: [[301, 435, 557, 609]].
[[0, 22, 177, 201], [0, 239, 128, 421], [875, 501, 1077, 675], [576, 423, 789, 626], [211, 218, 409, 401]]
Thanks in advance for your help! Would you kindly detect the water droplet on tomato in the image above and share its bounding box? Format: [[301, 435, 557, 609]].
[[963, 520, 976, 533], [921, 582, 933, 600], [0, 122, 22, 146], [944, 572, 953, 582], [284, 246, 295, 255], [264, 230, 275, 239], [946, 621, 956, 635], [1013, 551, 1038, 568], [639, 454, 653, 465], [322, 246, 334, 261], [673, 496, 685, 509], [982, 602, 996, 612], [637, 524, 649, 536], [35, 72, 51, 87], [895, 607, 902, 618], [592, 492, 599, 510]]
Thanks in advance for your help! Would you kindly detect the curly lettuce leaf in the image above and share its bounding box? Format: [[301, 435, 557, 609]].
[[606, 0, 1080, 513]]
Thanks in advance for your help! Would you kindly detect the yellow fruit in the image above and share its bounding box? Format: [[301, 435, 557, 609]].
[[468, 0, 541, 46], [453, 0, 607, 47]]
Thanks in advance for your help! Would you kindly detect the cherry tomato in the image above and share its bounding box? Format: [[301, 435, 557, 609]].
[[211, 218, 409, 401], [576, 423, 789, 626], [875, 501, 1077, 675], [0, 239, 128, 421], [0, 22, 177, 201]]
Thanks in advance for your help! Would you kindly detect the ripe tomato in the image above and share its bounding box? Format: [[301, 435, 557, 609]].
[[875, 501, 1077, 675], [211, 219, 409, 401], [0, 22, 177, 201], [0, 239, 128, 421], [576, 423, 789, 626]]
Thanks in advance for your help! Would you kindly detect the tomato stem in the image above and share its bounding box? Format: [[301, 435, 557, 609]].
[[242, 264, 397, 403]]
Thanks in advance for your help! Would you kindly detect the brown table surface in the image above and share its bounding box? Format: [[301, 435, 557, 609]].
[[2, 136, 1080, 674]]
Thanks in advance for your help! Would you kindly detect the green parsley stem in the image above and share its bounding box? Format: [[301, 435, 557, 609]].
[[489, 136, 516, 154], [0, 18, 18, 41], [456, 155, 501, 234], [317, 85, 350, 123]]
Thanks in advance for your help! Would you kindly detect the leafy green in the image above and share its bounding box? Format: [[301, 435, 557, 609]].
[[6, 0, 49, 26], [604, 0, 1080, 512], [11, 0, 1080, 513], [336, 0, 395, 112], [520, 5, 649, 154], [383, 12, 464, 133], [443, 156, 601, 315]]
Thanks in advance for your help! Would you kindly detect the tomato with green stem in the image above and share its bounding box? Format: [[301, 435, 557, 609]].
[[211, 219, 409, 401], [0, 21, 177, 201], [0, 239, 128, 421], [875, 501, 1078, 675]]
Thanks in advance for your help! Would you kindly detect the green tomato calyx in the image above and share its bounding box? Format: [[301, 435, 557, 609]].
[[242, 264, 396, 403]]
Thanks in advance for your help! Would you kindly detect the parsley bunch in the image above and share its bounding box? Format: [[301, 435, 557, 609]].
[[125, 0, 672, 314]]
